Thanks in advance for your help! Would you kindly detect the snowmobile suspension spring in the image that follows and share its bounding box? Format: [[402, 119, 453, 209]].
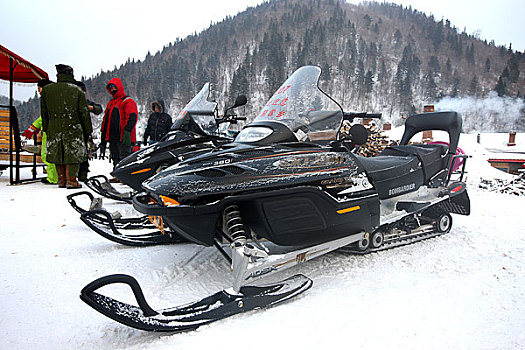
[[224, 204, 247, 242]]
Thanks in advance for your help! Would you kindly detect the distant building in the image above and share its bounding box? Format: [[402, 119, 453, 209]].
[[485, 133, 525, 174], [488, 155, 525, 175]]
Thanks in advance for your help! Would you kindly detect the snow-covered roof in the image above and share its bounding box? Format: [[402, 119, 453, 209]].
[[487, 153, 525, 162]]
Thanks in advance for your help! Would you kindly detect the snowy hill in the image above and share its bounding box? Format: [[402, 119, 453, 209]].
[[16, 0, 525, 133], [1, 133, 524, 349]]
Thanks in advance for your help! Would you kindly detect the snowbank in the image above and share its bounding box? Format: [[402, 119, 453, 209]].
[[1, 142, 524, 350]]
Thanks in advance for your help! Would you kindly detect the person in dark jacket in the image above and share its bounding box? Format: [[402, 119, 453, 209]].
[[76, 81, 102, 181], [100, 78, 138, 169], [143, 100, 172, 145], [40, 64, 92, 189]]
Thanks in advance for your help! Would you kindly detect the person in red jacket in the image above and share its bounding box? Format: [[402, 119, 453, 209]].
[[99, 78, 138, 169]]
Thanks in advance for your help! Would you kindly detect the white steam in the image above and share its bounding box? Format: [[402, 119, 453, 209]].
[[434, 92, 525, 133]]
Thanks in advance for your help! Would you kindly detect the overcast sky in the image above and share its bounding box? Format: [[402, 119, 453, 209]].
[[1, 0, 524, 101]]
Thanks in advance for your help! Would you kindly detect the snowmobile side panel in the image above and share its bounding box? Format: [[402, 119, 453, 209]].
[[133, 192, 218, 246], [134, 186, 380, 247], [240, 187, 379, 246]]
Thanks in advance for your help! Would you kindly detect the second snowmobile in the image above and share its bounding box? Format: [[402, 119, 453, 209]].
[[85, 82, 247, 200], [68, 83, 247, 246], [80, 66, 470, 332]]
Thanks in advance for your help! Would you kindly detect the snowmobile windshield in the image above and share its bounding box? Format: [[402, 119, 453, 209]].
[[170, 83, 220, 136], [236, 66, 343, 143]]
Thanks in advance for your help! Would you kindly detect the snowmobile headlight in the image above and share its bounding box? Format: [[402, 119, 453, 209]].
[[235, 126, 273, 142], [159, 195, 180, 207]]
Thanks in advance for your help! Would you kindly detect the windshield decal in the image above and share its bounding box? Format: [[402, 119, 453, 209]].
[[253, 66, 343, 136]]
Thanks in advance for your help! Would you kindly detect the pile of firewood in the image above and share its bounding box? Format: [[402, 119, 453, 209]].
[[478, 173, 525, 196], [355, 122, 398, 157]]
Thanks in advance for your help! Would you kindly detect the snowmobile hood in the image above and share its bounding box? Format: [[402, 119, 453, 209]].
[[107, 82, 240, 192], [142, 143, 362, 202], [110, 130, 228, 191]]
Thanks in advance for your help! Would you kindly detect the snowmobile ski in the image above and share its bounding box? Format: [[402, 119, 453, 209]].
[[80, 231, 362, 331], [80, 273, 312, 332], [68, 190, 113, 215], [80, 209, 186, 246], [67, 191, 186, 246], [85, 175, 134, 203]]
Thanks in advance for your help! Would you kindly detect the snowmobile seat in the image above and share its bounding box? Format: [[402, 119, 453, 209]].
[[356, 154, 424, 199], [379, 143, 448, 183]]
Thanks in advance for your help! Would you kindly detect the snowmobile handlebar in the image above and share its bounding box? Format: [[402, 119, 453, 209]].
[[343, 112, 382, 121], [217, 115, 247, 125], [217, 95, 248, 125]]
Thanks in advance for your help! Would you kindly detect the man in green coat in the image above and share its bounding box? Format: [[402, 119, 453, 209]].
[[40, 64, 92, 189]]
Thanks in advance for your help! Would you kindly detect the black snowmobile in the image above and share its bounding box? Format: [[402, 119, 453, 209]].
[[67, 83, 247, 246], [80, 66, 470, 332]]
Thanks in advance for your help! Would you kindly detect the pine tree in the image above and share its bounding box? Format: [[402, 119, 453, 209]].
[[508, 54, 520, 83], [428, 56, 440, 73], [466, 43, 475, 64], [495, 76, 506, 97], [364, 70, 374, 93], [469, 75, 480, 96], [394, 29, 402, 47], [363, 14, 372, 29]]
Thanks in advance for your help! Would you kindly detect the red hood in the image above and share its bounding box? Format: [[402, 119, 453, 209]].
[[107, 77, 126, 99]]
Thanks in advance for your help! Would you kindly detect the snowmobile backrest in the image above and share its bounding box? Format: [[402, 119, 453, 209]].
[[400, 111, 462, 157]]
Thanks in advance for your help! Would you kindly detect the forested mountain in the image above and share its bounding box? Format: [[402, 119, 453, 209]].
[[16, 0, 525, 133], [0, 95, 21, 107]]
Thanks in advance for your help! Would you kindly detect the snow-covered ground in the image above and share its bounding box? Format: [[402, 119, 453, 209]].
[[1, 133, 524, 350]]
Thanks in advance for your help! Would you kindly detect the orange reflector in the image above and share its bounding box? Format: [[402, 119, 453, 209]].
[[159, 195, 180, 206], [131, 168, 152, 175], [148, 215, 165, 234], [337, 206, 360, 214]]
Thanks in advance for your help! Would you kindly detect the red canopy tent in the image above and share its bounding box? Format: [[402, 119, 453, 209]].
[[0, 44, 48, 103], [0, 45, 49, 184]]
